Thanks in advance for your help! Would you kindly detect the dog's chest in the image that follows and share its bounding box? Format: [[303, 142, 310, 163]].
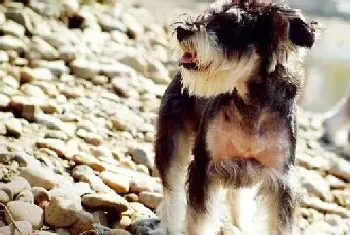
[[206, 105, 290, 169]]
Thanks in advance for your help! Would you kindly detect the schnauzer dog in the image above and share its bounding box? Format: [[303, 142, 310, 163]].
[[155, 1, 317, 235]]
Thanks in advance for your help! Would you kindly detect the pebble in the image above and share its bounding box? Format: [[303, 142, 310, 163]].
[[128, 147, 154, 169], [6, 176, 31, 196], [71, 59, 101, 79], [68, 211, 96, 235], [32, 187, 51, 206], [20, 166, 57, 190], [0, 221, 33, 235], [44, 196, 79, 227], [76, 129, 104, 146], [15, 188, 34, 203], [100, 171, 130, 193], [36, 139, 71, 159], [4, 118, 22, 138], [81, 193, 129, 212], [138, 191, 163, 209], [73, 152, 105, 172], [0, 35, 27, 52], [0, 189, 10, 203], [328, 158, 350, 182], [0, 93, 10, 108], [5, 201, 44, 229]]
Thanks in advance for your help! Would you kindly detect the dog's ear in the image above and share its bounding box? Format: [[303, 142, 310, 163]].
[[272, 9, 316, 48], [288, 17, 316, 48]]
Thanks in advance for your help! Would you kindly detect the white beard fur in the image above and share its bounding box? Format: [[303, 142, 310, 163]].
[[178, 32, 261, 98]]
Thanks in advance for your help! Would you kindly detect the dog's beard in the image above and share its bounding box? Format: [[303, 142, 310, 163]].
[[176, 32, 260, 97]]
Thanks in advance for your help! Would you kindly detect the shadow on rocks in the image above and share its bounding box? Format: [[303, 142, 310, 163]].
[[130, 218, 164, 235]]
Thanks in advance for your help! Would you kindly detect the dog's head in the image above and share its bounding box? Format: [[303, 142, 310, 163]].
[[174, 0, 317, 97]]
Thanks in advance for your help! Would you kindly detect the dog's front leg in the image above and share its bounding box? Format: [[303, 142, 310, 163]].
[[155, 78, 194, 235], [186, 132, 226, 235], [262, 167, 299, 235]]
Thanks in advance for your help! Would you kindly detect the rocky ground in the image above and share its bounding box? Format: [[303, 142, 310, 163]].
[[0, 0, 349, 235]]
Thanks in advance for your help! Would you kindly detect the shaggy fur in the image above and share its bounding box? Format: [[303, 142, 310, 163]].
[[155, 1, 317, 234]]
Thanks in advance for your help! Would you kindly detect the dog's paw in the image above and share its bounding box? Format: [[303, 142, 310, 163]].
[[130, 218, 166, 235]]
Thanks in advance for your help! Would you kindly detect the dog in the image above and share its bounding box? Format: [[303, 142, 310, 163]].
[[154, 1, 317, 234]]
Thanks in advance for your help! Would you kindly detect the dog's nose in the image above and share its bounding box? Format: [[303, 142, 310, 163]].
[[176, 26, 194, 42]]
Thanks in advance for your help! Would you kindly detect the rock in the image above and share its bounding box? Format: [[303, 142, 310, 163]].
[[333, 189, 350, 208], [302, 196, 350, 218], [117, 216, 132, 230], [81, 193, 129, 212], [20, 166, 57, 189], [296, 153, 330, 171], [1, 20, 25, 38], [136, 165, 149, 175], [92, 210, 108, 226], [92, 75, 109, 85], [129, 202, 157, 220], [0, 51, 9, 63], [21, 67, 53, 83], [101, 63, 136, 79], [121, 13, 144, 40], [44, 196, 79, 228], [325, 175, 346, 189], [0, 122, 6, 135], [32, 187, 51, 206], [125, 193, 139, 202], [6, 176, 31, 196], [109, 229, 131, 235], [92, 146, 113, 159], [72, 182, 94, 196], [34, 60, 69, 77], [4, 118, 22, 138], [301, 170, 333, 201], [325, 214, 349, 234], [73, 152, 105, 172], [61, 87, 84, 99], [72, 165, 95, 179], [71, 59, 101, 79], [5, 201, 44, 229], [36, 139, 71, 159], [130, 218, 162, 235], [146, 59, 170, 84], [328, 158, 350, 182], [100, 171, 130, 194], [0, 35, 27, 53], [119, 55, 147, 74], [303, 221, 339, 235], [15, 189, 34, 204], [139, 192, 163, 209], [35, 113, 70, 133], [21, 84, 46, 97], [0, 221, 33, 235], [130, 176, 154, 193], [128, 147, 153, 169], [0, 190, 10, 203], [111, 78, 130, 98], [0, 93, 10, 108], [68, 211, 96, 235], [76, 129, 103, 146], [45, 130, 69, 141], [56, 228, 70, 235]]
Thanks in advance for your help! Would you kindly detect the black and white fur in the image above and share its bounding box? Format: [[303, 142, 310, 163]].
[[155, 1, 317, 235]]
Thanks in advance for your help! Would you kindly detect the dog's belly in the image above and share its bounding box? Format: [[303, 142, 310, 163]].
[[206, 111, 290, 169]]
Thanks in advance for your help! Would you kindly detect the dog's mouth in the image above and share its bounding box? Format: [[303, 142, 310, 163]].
[[179, 52, 198, 70], [179, 52, 211, 71]]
